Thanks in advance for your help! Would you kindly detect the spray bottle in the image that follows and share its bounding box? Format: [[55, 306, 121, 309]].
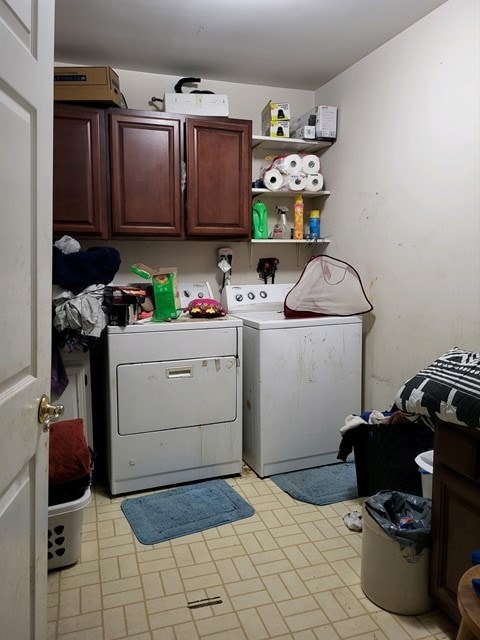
[[309, 209, 320, 239], [272, 206, 289, 239], [293, 194, 304, 240]]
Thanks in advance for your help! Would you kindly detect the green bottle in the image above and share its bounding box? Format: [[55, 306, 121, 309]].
[[252, 201, 268, 239]]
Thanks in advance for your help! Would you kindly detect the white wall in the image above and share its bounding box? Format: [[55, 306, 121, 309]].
[[314, 0, 480, 409]]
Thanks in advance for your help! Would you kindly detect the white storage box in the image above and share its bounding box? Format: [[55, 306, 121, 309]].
[[48, 487, 91, 570], [415, 450, 434, 499], [163, 93, 229, 116], [290, 105, 337, 140]]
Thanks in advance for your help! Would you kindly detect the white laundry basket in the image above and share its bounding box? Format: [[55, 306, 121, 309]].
[[415, 450, 434, 499], [48, 486, 91, 570]]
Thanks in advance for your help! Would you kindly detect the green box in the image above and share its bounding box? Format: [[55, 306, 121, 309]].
[[129, 263, 181, 321]]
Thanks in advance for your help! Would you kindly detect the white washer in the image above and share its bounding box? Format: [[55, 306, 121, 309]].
[[222, 283, 362, 477], [106, 283, 243, 495]]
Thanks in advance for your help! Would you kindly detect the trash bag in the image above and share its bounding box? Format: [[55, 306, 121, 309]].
[[364, 490, 431, 555]]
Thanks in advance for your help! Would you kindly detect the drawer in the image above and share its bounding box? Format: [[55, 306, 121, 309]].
[[435, 422, 480, 482]]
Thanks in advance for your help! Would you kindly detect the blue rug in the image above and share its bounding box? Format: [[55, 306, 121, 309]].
[[121, 479, 255, 545], [271, 461, 358, 506]]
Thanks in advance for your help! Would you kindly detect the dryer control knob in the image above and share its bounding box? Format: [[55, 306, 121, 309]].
[[260, 291, 267, 298], [248, 292, 255, 300], [235, 294, 243, 302]]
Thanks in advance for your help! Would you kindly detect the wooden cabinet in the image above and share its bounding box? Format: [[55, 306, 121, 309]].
[[186, 117, 252, 237], [430, 420, 480, 623], [53, 105, 252, 239], [53, 104, 109, 239], [109, 109, 183, 237]]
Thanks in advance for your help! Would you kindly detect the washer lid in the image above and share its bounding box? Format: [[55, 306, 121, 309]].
[[234, 311, 362, 329]]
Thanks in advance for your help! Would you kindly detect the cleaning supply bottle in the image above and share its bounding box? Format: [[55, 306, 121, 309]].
[[309, 209, 320, 239], [272, 206, 289, 239], [252, 201, 268, 239], [293, 194, 304, 240]]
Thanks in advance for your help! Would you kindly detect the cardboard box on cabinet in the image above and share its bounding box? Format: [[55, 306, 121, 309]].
[[54, 66, 121, 106]]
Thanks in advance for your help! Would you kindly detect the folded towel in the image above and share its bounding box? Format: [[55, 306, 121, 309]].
[[49, 418, 92, 485]]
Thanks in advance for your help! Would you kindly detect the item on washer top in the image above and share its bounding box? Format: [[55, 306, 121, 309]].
[[186, 298, 226, 318], [284, 255, 373, 318]]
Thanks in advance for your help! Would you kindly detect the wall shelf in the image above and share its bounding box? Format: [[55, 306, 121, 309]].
[[252, 188, 330, 198], [250, 238, 330, 245], [252, 135, 333, 153], [248, 237, 330, 267]]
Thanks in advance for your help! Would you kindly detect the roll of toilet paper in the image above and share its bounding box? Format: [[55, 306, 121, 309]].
[[305, 173, 324, 192], [285, 174, 307, 191], [263, 168, 285, 191], [272, 154, 303, 175], [301, 154, 322, 174]]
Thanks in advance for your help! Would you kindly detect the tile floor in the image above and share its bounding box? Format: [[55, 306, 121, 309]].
[[48, 467, 458, 640]]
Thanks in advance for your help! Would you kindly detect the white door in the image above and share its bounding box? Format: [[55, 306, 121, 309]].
[[0, 2, 55, 640]]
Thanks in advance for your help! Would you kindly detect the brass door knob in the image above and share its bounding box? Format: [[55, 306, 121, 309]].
[[38, 395, 64, 431]]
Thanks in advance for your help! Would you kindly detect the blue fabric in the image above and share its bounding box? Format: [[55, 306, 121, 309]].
[[121, 479, 255, 545], [271, 461, 358, 506]]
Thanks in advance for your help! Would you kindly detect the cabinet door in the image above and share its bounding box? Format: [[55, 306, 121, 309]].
[[186, 117, 252, 237], [430, 463, 480, 623], [109, 110, 182, 236], [53, 104, 109, 238]]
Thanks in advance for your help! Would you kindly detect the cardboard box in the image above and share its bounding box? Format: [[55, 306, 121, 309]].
[[54, 66, 121, 106], [261, 101, 291, 122], [130, 263, 181, 321], [262, 122, 290, 138], [290, 105, 337, 140], [163, 93, 229, 116], [292, 125, 316, 140]]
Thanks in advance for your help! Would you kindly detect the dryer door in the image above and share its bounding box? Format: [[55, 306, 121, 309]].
[[117, 356, 238, 435]]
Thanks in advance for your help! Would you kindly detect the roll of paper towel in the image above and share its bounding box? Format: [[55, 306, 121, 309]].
[[285, 174, 307, 191], [302, 154, 321, 174], [273, 154, 303, 175], [305, 173, 324, 192], [263, 168, 285, 191]]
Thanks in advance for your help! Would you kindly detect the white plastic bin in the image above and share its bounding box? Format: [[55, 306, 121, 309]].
[[415, 450, 434, 499], [48, 486, 91, 570]]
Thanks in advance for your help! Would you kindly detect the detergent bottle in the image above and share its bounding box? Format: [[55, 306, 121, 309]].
[[252, 201, 268, 239], [293, 194, 304, 240]]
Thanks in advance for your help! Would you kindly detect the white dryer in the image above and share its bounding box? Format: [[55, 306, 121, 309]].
[[106, 283, 243, 495], [222, 283, 362, 477]]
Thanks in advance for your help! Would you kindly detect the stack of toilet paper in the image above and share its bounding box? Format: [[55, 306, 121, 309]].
[[260, 154, 324, 192]]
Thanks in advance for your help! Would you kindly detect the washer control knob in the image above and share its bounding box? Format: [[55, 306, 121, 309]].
[[259, 291, 267, 298], [198, 292, 204, 298], [247, 292, 255, 300], [235, 294, 243, 302]]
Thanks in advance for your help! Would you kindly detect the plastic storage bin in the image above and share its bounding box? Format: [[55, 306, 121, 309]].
[[361, 491, 433, 615], [48, 486, 91, 570], [415, 450, 434, 499]]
